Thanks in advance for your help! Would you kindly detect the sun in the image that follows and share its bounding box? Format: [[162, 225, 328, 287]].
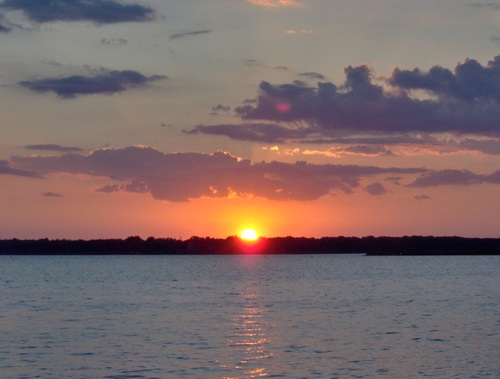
[[240, 227, 259, 241]]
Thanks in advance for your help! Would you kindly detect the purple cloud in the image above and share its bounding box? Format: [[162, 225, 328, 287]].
[[19, 70, 166, 98], [389, 56, 500, 103], [190, 55, 500, 142], [0, 160, 41, 178], [24, 144, 83, 153], [408, 169, 500, 187], [10, 146, 426, 202], [364, 182, 387, 196], [1, 0, 155, 24]]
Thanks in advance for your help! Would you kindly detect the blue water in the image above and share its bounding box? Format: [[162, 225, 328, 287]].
[[1, 254, 499, 378]]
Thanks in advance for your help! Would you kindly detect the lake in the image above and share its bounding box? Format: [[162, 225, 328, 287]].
[[1, 254, 499, 378]]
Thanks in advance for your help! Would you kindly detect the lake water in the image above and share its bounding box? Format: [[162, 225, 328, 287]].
[[1, 254, 499, 378]]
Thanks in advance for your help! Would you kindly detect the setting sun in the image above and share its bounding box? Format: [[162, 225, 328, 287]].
[[240, 227, 259, 241]]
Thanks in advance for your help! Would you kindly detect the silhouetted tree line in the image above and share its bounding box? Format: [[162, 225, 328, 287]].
[[0, 235, 499, 255]]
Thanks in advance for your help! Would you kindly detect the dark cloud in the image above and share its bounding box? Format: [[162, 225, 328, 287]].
[[169, 30, 210, 41], [273, 66, 289, 71], [19, 70, 166, 98], [41, 191, 63, 198], [0, 160, 40, 178], [408, 169, 500, 187], [389, 55, 500, 103], [298, 72, 325, 80], [194, 55, 500, 140], [0, 0, 155, 24], [10, 146, 425, 202], [24, 144, 83, 152]]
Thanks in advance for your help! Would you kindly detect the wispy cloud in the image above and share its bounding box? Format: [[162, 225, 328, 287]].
[[414, 194, 432, 200], [24, 144, 83, 153], [10, 146, 425, 202], [101, 38, 128, 46], [298, 72, 325, 80], [19, 69, 166, 98], [41, 191, 63, 198], [248, 0, 300, 7], [0, 0, 155, 24], [169, 30, 211, 41], [408, 169, 500, 187]]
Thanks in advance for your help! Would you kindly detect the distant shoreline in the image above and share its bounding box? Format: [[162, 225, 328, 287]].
[[1, 236, 499, 255]]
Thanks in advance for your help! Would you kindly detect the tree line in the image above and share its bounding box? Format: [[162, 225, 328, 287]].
[[1, 235, 499, 255]]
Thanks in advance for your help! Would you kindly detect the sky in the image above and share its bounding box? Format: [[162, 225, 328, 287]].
[[1, 0, 499, 239]]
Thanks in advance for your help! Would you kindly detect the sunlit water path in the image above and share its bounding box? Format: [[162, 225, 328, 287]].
[[1, 254, 499, 378]]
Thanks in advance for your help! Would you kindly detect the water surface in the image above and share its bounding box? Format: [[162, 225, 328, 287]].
[[1, 254, 499, 378]]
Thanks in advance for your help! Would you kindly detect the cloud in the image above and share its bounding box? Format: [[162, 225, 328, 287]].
[[24, 144, 83, 153], [0, 160, 40, 178], [96, 184, 121, 193], [41, 191, 63, 198], [364, 182, 387, 196], [10, 146, 426, 202], [169, 30, 210, 41], [389, 55, 500, 103], [210, 104, 231, 115], [0, 0, 155, 24], [185, 123, 313, 143], [298, 72, 325, 80], [192, 55, 500, 140], [101, 38, 128, 46], [457, 138, 500, 155], [408, 169, 500, 187], [414, 194, 431, 200], [0, 22, 10, 33], [19, 70, 166, 98]]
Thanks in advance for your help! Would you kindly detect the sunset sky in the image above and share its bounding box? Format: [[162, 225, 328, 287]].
[[1, 0, 499, 239]]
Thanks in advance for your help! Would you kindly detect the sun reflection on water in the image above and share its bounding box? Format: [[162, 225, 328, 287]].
[[223, 286, 272, 378]]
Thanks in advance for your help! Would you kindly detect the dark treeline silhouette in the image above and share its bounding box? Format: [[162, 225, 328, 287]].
[[1, 235, 500, 255]]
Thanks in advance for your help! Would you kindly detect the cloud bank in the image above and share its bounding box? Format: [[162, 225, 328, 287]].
[[10, 146, 426, 202], [0, 0, 155, 24], [19, 70, 166, 98], [190, 55, 500, 144]]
